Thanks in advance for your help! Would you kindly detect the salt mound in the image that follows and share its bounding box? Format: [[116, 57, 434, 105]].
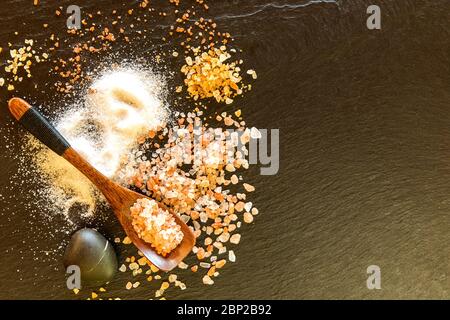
[[28, 67, 168, 222], [59, 68, 167, 178]]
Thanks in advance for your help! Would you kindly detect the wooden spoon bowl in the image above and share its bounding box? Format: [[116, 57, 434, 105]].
[[8, 97, 195, 272]]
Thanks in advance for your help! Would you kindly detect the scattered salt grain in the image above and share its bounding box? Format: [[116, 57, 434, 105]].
[[202, 275, 214, 285], [215, 259, 226, 268], [218, 232, 230, 243], [229, 250, 236, 262], [244, 212, 254, 223], [129, 262, 139, 270], [161, 282, 170, 290], [230, 234, 241, 244], [225, 163, 236, 172], [169, 274, 177, 282], [243, 183, 255, 192], [246, 69, 257, 79], [250, 127, 262, 139]]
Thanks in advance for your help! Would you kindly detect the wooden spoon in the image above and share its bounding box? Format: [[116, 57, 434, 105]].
[[8, 97, 195, 272]]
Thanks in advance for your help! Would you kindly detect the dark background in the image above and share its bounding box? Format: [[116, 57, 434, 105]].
[[0, 0, 449, 299]]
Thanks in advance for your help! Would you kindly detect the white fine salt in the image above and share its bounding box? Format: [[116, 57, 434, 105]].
[[60, 69, 168, 178], [28, 67, 168, 221]]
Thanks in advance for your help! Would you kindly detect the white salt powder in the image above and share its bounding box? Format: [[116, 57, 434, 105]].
[[28, 67, 168, 221], [59, 68, 168, 178]]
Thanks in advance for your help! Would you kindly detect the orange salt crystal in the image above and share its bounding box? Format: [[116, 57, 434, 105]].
[[207, 266, 216, 277], [196, 248, 205, 260], [190, 211, 200, 220], [137, 257, 148, 266], [243, 183, 255, 192], [161, 282, 170, 290], [130, 198, 184, 256], [215, 259, 226, 269], [137, 135, 146, 144], [234, 201, 245, 212]]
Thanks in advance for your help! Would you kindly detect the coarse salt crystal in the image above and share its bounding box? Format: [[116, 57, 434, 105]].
[[244, 212, 254, 223], [130, 198, 183, 256], [202, 275, 214, 285], [199, 212, 208, 223], [234, 201, 244, 212], [230, 234, 241, 244], [229, 250, 236, 262], [218, 232, 230, 243], [215, 259, 226, 268], [243, 183, 255, 192], [129, 262, 139, 270], [246, 69, 257, 79], [169, 274, 178, 282], [161, 282, 170, 290], [250, 127, 262, 139]]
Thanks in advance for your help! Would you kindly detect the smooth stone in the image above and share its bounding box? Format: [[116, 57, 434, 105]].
[[63, 228, 118, 286]]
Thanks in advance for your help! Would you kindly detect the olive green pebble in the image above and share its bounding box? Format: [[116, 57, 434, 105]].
[[63, 228, 118, 286]]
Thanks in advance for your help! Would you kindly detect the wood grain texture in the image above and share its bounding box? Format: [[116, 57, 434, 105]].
[[8, 97, 31, 120]]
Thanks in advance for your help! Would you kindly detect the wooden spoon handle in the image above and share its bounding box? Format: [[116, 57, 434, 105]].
[[8, 98, 70, 155]]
